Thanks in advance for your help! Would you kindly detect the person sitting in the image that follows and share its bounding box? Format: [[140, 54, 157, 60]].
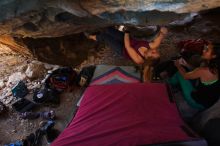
[[168, 42, 220, 110], [153, 39, 209, 80], [86, 26, 168, 65]]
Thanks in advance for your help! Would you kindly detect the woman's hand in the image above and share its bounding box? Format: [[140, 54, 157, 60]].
[[174, 58, 201, 80], [160, 27, 168, 36], [175, 58, 189, 68]]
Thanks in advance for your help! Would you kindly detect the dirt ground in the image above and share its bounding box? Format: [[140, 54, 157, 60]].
[[0, 11, 220, 145], [0, 46, 136, 145]]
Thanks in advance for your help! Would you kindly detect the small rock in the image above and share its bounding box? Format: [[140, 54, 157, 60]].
[[4, 96, 14, 105], [31, 60, 42, 64], [16, 64, 28, 73], [25, 62, 45, 79], [20, 119, 25, 124], [2, 98, 6, 103], [4, 90, 12, 97], [0, 95, 4, 100], [48, 70, 53, 74], [26, 82, 32, 86], [52, 65, 60, 71], [29, 84, 41, 90], [0, 80, 5, 89], [44, 63, 54, 70], [3, 77, 8, 82], [7, 72, 26, 86]]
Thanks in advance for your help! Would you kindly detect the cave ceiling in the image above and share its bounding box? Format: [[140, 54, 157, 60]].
[[0, 0, 219, 38], [0, 0, 220, 65]]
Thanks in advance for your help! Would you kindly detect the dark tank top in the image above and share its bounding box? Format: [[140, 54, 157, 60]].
[[192, 80, 220, 108]]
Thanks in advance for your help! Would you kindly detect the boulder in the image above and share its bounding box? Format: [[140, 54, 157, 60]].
[[25, 62, 45, 79], [0, 80, 5, 89], [7, 72, 26, 86], [43, 63, 55, 70], [16, 64, 28, 73], [0, 0, 220, 38], [0, 1, 220, 66]]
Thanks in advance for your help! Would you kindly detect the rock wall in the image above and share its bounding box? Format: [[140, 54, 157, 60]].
[[0, 35, 32, 56], [0, 0, 220, 38], [0, 0, 219, 65], [20, 33, 100, 66]]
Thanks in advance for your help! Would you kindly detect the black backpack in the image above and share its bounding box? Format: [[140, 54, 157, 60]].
[[33, 85, 59, 105], [45, 67, 77, 92]]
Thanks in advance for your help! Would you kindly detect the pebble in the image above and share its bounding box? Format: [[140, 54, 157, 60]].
[[0, 80, 5, 89]]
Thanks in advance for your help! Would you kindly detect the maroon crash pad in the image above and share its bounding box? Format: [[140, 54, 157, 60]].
[[52, 83, 198, 146]]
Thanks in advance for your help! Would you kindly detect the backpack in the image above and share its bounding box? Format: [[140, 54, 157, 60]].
[[45, 67, 77, 92], [12, 98, 35, 113], [33, 85, 59, 105]]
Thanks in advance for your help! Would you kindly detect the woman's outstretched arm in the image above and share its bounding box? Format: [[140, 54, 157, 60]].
[[149, 27, 168, 50], [124, 33, 144, 64]]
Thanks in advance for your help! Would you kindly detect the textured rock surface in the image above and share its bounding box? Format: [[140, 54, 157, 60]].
[[0, 0, 220, 38], [7, 72, 26, 86], [0, 80, 5, 90], [0, 0, 220, 65], [0, 35, 32, 57], [25, 61, 45, 79]]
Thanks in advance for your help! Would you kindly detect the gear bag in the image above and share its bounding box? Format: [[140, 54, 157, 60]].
[[45, 67, 77, 92], [33, 85, 59, 104]]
